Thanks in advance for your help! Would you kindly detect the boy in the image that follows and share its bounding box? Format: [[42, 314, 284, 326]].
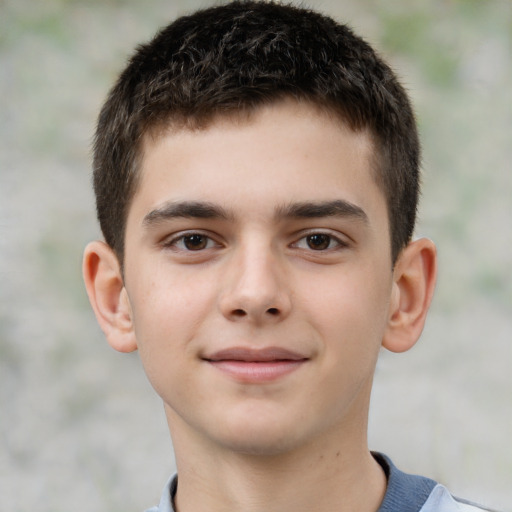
[[83, 2, 493, 511]]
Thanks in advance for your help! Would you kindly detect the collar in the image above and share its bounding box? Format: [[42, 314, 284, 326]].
[[374, 452, 437, 512], [153, 453, 438, 512]]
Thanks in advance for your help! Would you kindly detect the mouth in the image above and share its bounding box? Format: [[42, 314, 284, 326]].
[[203, 347, 308, 383]]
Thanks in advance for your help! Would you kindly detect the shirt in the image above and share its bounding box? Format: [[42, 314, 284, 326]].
[[145, 453, 495, 512]]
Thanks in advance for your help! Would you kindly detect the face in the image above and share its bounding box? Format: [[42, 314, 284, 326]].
[[123, 101, 396, 456]]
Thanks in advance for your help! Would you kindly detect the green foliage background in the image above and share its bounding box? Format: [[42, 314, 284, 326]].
[[1, 1, 511, 511]]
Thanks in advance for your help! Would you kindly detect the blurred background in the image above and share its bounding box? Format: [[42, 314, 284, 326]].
[[1, 0, 511, 510]]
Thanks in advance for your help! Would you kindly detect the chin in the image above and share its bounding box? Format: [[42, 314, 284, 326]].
[[211, 419, 304, 457], [220, 435, 298, 457]]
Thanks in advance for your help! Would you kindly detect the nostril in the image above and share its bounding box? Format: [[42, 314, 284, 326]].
[[267, 308, 279, 315], [232, 309, 247, 317]]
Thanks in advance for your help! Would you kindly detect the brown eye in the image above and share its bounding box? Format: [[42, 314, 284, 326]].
[[183, 234, 208, 250], [306, 234, 331, 250]]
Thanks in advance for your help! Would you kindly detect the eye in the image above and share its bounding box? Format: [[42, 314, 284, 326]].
[[305, 234, 331, 250], [293, 232, 346, 251], [166, 233, 217, 251], [182, 234, 210, 250]]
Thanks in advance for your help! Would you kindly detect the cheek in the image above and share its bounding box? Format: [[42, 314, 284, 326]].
[[302, 265, 392, 349], [129, 283, 207, 402], [132, 260, 213, 319], [128, 266, 217, 363]]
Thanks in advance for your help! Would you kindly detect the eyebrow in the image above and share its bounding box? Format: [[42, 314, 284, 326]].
[[276, 200, 368, 223], [143, 201, 232, 226], [142, 199, 368, 227]]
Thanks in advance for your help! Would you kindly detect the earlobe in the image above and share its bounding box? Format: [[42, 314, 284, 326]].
[[82, 241, 138, 353], [382, 238, 437, 353]]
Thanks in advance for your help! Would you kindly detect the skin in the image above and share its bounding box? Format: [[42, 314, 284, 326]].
[[84, 100, 437, 512]]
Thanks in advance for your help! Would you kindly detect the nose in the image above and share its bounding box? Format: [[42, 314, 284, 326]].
[[218, 243, 292, 323]]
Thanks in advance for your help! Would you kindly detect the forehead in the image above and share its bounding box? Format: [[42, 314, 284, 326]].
[[131, 100, 386, 226]]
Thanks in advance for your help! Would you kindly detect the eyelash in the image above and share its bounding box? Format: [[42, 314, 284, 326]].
[[163, 230, 348, 253], [163, 232, 220, 251], [292, 231, 348, 252]]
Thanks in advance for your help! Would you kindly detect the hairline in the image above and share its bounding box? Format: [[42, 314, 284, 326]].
[[116, 97, 394, 269]]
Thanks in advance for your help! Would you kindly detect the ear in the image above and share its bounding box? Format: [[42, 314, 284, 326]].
[[82, 241, 137, 353], [382, 238, 437, 353]]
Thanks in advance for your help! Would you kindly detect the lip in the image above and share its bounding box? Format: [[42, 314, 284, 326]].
[[203, 347, 308, 383]]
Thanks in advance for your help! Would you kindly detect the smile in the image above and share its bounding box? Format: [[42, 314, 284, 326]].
[[203, 347, 309, 383]]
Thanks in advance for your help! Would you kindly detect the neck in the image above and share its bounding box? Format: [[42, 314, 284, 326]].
[[166, 407, 387, 512]]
